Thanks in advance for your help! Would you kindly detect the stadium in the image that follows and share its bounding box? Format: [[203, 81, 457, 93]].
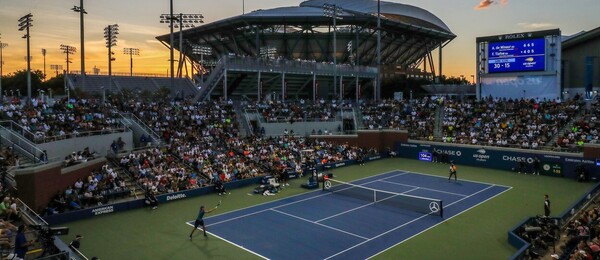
[[0, 0, 599, 260]]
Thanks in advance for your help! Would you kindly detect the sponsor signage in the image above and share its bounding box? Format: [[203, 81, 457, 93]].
[[541, 162, 563, 176], [418, 152, 432, 162], [395, 142, 597, 179]]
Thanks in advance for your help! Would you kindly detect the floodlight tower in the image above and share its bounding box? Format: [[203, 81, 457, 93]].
[[123, 48, 140, 77], [60, 44, 76, 74], [18, 13, 33, 101], [104, 24, 119, 91], [41, 48, 46, 80], [0, 34, 7, 101], [192, 45, 211, 83], [323, 3, 343, 99], [50, 64, 63, 77], [71, 1, 87, 90]]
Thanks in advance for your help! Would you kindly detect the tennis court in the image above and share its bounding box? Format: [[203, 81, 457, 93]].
[[186, 170, 511, 259]]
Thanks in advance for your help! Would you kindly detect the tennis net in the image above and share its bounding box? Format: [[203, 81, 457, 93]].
[[324, 178, 443, 217]]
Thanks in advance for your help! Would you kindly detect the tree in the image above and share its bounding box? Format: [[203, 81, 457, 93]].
[[2, 69, 44, 97]]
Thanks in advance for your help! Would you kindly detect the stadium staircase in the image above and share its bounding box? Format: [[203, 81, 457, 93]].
[[192, 58, 226, 102], [234, 103, 250, 136], [0, 121, 44, 167], [546, 108, 586, 147], [118, 113, 165, 148], [433, 105, 444, 138], [106, 157, 146, 199]]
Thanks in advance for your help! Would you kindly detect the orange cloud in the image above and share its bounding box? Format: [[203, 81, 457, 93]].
[[474, 0, 508, 10]]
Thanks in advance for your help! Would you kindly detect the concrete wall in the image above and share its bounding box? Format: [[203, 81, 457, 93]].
[[37, 131, 133, 161], [15, 157, 107, 212], [563, 35, 600, 89], [308, 130, 409, 152], [259, 121, 342, 136]]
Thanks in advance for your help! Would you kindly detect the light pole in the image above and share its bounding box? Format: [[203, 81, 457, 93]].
[[192, 45, 211, 83], [0, 34, 7, 101], [123, 48, 140, 77], [72, 1, 87, 90], [159, 0, 175, 94], [50, 64, 63, 78], [18, 13, 33, 102], [323, 3, 343, 99], [104, 24, 119, 92], [160, 13, 204, 79], [41, 48, 46, 80], [471, 75, 475, 85], [377, 0, 381, 101], [60, 44, 76, 75]]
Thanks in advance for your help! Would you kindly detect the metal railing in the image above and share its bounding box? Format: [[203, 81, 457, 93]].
[[0, 120, 127, 144], [119, 112, 164, 146], [0, 122, 44, 164]]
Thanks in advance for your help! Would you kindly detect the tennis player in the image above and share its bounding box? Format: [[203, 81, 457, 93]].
[[448, 162, 457, 182], [189, 205, 216, 240]]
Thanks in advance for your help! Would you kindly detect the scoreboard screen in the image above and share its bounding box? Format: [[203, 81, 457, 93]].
[[488, 38, 545, 73]]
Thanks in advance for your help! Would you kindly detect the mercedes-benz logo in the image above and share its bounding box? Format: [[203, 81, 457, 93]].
[[324, 181, 332, 190], [429, 202, 440, 213]]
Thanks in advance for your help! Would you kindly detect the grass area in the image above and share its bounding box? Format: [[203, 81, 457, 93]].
[[59, 158, 594, 259]]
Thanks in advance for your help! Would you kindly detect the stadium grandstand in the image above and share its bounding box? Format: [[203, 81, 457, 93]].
[[155, 0, 456, 101], [2, 1, 600, 259]]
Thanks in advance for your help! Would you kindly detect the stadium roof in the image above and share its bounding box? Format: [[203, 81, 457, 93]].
[[156, 0, 455, 92], [562, 26, 600, 50]]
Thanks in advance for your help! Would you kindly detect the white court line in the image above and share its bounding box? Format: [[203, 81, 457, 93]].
[[204, 170, 404, 222], [185, 221, 269, 260], [316, 187, 421, 223], [401, 170, 513, 189], [368, 184, 513, 259], [271, 209, 369, 240], [207, 171, 404, 228], [377, 179, 469, 197], [325, 184, 501, 260]]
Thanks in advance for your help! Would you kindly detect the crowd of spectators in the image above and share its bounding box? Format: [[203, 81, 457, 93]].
[[441, 97, 579, 149], [557, 100, 600, 152], [45, 163, 128, 215], [0, 97, 125, 143], [250, 99, 349, 123], [63, 147, 96, 167], [359, 97, 438, 139]]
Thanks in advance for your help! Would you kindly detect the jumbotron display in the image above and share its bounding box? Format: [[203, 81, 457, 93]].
[[488, 38, 545, 73]]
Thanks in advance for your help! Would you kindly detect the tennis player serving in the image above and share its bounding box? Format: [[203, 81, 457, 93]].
[[189, 201, 220, 240]]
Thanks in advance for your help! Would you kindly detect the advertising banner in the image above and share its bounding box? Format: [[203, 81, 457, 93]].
[[395, 142, 597, 179]]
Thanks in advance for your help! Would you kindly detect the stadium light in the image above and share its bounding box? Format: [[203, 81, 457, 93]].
[[50, 64, 63, 77], [123, 47, 140, 77], [259, 46, 276, 60], [60, 44, 76, 74], [376, 0, 382, 101], [18, 13, 33, 101], [72, 1, 87, 91], [160, 12, 204, 80], [0, 34, 7, 101], [192, 45, 211, 83], [41, 48, 46, 80], [104, 24, 119, 92], [323, 3, 343, 100]]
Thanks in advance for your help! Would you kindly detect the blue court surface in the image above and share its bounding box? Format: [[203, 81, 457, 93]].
[[186, 171, 511, 259]]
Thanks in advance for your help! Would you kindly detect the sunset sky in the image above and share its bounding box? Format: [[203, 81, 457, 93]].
[[0, 0, 598, 78]]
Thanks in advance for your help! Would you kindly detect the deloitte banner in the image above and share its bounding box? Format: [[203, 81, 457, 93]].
[[395, 142, 597, 179]]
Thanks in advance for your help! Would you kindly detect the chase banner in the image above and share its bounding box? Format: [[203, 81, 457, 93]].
[[395, 142, 596, 179]]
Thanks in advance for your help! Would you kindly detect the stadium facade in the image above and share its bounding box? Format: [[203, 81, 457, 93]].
[[156, 0, 455, 101]]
